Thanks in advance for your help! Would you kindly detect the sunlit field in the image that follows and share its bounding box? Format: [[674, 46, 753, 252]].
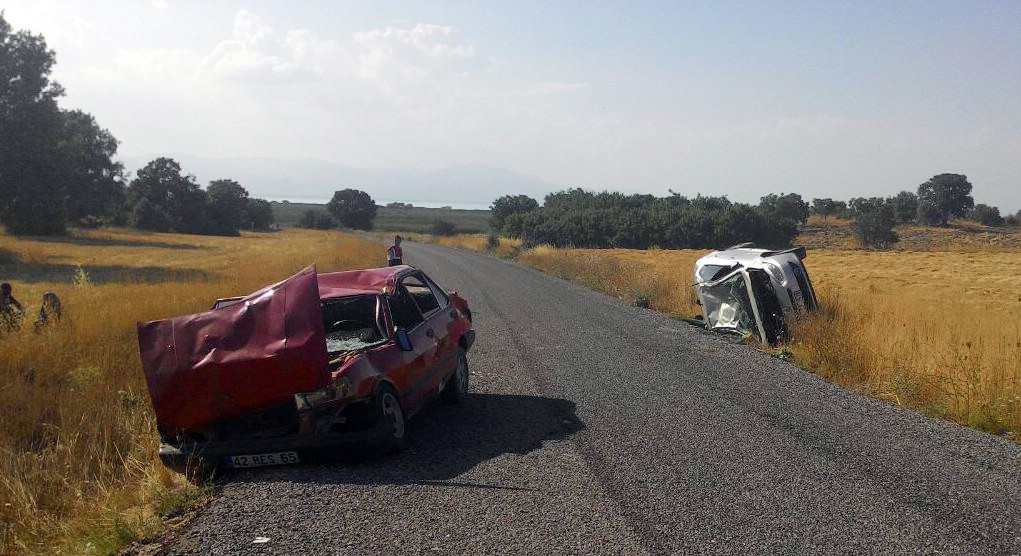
[[0, 228, 383, 554], [429, 230, 1021, 440]]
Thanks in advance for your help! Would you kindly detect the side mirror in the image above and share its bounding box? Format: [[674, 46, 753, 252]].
[[395, 328, 413, 351]]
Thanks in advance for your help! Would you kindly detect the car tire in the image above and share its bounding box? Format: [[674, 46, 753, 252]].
[[374, 384, 407, 454], [441, 348, 469, 404]]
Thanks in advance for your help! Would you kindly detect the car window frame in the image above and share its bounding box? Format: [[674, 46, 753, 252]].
[[417, 271, 449, 309], [400, 273, 442, 318], [385, 285, 427, 332], [320, 294, 389, 355]]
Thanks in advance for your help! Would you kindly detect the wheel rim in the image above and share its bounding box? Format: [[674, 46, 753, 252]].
[[381, 392, 404, 439], [456, 354, 469, 393]]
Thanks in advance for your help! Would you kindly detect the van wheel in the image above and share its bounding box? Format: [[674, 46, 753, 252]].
[[374, 384, 406, 454], [441, 349, 469, 404]]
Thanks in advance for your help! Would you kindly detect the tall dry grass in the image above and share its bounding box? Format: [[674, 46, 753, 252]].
[[428, 233, 1020, 439], [0, 228, 383, 554]]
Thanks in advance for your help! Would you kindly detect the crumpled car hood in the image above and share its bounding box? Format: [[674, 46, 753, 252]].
[[137, 266, 329, 436]]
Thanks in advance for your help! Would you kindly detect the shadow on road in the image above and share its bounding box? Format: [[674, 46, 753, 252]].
[[226, 393, 584, 489]]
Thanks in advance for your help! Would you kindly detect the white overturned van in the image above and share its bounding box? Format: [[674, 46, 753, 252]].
[[692, 243, 818, 345]]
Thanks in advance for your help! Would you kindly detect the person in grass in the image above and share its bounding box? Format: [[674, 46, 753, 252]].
[[33, 292, 62, 333], [387, 235, 404, 266], [0, 282, 25, 333]]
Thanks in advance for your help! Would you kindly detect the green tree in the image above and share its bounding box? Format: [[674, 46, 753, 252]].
[[853, 198, 898, 248], [60, 109, 125, 223], [916, 174, 974, 226], [0, 12, 68, 234], [891, 190, 918, 223], [969, 204, 1004, 227], [490, 194, 539, 231], [244, 198, 274, 231], [206, 179, 249, 235], [127, 158, 209, 233], [759, 193, 809, 224], [811, 198, 840, 219], [326, 188, 377, 230]]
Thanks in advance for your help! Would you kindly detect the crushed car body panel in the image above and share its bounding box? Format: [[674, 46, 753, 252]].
[[693, 246, 816, 344], [137, 266, 329, 436]]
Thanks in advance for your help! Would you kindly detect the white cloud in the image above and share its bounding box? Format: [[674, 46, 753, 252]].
[[150, 0, 168, 11], [521, 82, 590, 96]]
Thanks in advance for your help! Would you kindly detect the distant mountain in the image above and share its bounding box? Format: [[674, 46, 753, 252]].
[[120, 155, 555, 206]]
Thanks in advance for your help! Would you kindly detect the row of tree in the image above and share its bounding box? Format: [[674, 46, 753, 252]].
[[0, 14, 273, 237], [490, 190, 804, 249], [129, 157, 273, 235], [811, 174, 1018, 228], [489, 174, 1017, 250]]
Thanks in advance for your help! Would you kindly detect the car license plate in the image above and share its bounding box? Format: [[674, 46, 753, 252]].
[[227, 451, 300, 468]]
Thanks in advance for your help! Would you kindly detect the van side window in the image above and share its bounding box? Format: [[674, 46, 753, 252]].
[[402, 275, 440, 315], [388, 287, 424, 329]]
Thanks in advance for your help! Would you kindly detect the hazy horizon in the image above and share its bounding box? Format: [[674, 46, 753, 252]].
[[6, 1, 1020, 212]]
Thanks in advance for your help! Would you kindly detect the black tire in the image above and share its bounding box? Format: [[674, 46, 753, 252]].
[[373, 384, 407, 454], [441, 348, 469, 404]]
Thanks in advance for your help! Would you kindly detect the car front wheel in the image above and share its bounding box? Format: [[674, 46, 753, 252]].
[[441, 349, 469, 404], [374, 384, 406, 454]]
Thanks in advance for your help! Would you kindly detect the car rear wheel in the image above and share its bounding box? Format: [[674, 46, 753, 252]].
[[374, 384, 406, 453], [441, 349, 469, 404]]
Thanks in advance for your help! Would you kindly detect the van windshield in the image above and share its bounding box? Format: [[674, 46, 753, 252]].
[[698, 272, 757, 337], [321, 295, 385, 354]]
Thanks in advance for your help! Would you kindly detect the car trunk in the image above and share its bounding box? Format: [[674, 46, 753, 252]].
[[137, 266, 329, 438]]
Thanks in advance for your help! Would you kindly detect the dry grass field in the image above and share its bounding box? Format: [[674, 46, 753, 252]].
[[0, 228, 383, 554], [429, 227, 1021, 440]]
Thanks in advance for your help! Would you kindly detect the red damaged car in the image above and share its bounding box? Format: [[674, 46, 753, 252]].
[[137, 265, 475, 474]]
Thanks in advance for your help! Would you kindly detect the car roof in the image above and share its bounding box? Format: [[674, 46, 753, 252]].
[[317, 265, 414, 299]]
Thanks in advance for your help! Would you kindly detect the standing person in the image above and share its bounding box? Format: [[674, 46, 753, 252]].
[[0, 282, 25, 333], [34, 292, 62, 333], [387, 235, 404, 266]]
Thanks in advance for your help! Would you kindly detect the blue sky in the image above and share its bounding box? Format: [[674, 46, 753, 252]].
[[6, 1, 1020, 211]]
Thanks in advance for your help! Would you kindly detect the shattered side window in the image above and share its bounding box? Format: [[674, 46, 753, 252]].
[[321, 296, 385, 355], [698, 272, 757, 337], [697, 264, 729, 283]]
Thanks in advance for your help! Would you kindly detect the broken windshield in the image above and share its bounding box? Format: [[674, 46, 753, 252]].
[[321, 295, 385, 355], [697, 271, 757, 337]]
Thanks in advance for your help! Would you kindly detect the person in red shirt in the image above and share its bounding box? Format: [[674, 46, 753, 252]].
[[387, 235, 403, 266]]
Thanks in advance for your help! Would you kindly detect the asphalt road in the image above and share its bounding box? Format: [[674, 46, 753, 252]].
[[166, 241, 1020, 554]]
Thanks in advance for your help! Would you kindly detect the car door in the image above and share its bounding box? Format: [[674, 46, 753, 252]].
[[400, 273, 455, 396], [385, 283, 437, 413]]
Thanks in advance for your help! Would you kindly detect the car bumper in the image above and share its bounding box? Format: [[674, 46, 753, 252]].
[[158, 419, 389, 473]]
